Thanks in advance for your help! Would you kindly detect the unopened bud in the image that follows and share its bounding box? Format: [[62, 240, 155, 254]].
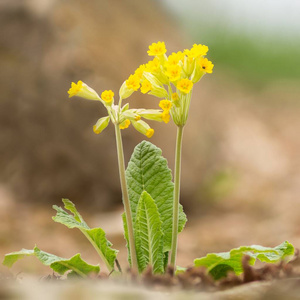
[[93, 116, 110, 134], [132, 120, 154, 138]]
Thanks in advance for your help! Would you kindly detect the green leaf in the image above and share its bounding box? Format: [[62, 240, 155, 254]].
[[52, 199, 118, 272], [125, 141, 187, 253], [3, 246, 100, 277], [135, 191, 164, 273], [194, 241, 295, 280], [3, 249, 34, 268]]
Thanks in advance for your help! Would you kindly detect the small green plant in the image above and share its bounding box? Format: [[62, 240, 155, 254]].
[[3, 42, 294, 279]]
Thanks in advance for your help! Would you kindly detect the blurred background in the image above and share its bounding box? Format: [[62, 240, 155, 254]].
[[0, 0, 299, 275]]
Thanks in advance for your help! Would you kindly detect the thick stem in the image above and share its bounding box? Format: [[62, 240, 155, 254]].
[[170, 125, 184, 268], [114, 124, 138, 272]]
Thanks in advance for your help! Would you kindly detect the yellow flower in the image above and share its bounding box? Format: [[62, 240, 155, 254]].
[[161, 111, 170, 123], [134, 64, 146, 79], [147, 41, 167, 56], [146, 128, 154, 138], [177, 78, 193, 94], [119, 74, 141, 99], [199, 57, 214, 74], [101, 90, 114, 104], [166, 51, 184, 66], [145, 58, 161, 73], [68, 81, 83, 97], [191, 44, 208, 57], [140, 80, 152, 94], [159, 100, 172, 112], [165, 65, 182, 82], [119, 119, 131, 129], [126, 74, 140, 91], [184, 44, 208, 59], [68, 80, 101, 101]]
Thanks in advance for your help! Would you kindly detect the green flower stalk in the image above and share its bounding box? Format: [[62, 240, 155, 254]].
[[114, 123, 138, 272], [170, 125, 184, 266]]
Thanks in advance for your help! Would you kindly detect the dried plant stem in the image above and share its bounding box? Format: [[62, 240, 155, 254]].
[[114, 124, 138, 272], [170, 125, 184, 267]]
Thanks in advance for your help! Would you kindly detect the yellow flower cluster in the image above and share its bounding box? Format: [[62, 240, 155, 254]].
[[68, 41, 213, 136], [147, 41, 167, 56], [120, 41, 214, 126]]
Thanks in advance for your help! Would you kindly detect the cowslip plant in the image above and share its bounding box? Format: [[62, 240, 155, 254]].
[[3, 42, 295, 280]]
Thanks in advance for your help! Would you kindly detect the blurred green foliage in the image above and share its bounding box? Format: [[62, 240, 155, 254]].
[[200, 168, 237, 204], [190, 26, 300, 87]]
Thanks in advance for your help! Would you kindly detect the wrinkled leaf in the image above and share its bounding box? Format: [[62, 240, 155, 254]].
[[194, 241, 294, 280], [135, 191, 164, 273], [3, 246, 99, 277], [125, 141, 187, 253], [53, 199, 118, 272]]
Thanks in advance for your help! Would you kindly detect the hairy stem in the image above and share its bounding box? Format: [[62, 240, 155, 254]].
[[170, 125, 184, 267], [114, 124, 138, 272]]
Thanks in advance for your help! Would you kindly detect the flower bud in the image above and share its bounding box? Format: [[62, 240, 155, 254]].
[[119, 119, 131, 130], [143, 71, 162, 87], [183, 56, 195, 77], [138, 109, 164, 122], [143, 72, 169, 98], [121, 109, 141, 123], [132, 120, 154, 138], [191, 62, 205, 83], [93, 116, 110, 134], [119, 81, 134, 100], [121, 103, 130, 112]]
